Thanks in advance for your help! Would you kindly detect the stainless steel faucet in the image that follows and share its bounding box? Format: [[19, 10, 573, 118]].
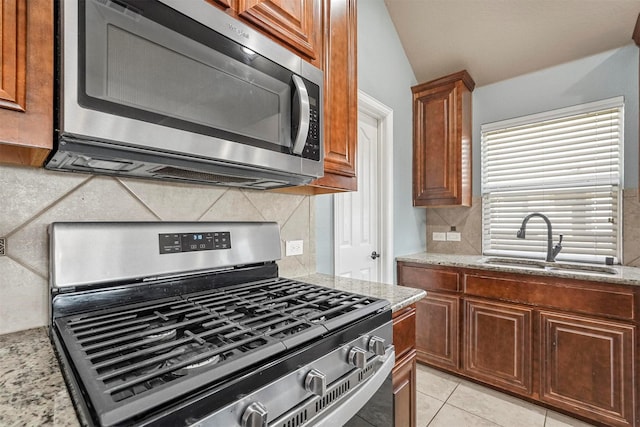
[[516, 212, 563, 262]]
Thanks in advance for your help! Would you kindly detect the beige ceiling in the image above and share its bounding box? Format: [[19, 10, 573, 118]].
[[383, 0, 640, 87]]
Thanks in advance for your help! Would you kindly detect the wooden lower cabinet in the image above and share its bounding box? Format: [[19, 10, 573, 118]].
[[392, 305, 417, 427], [397, 261, 638, 427], [540, 311, 635, 427], [393, 350, 416, 427], [464, 298, 532, 395], [415, 292, 459, 370]]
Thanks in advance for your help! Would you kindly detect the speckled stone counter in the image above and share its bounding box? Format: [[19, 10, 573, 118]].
[[293, 273, 427, 312], [0, 275, 424, 426], [397, 252, 640, 286], [0, 328, 79, 427]]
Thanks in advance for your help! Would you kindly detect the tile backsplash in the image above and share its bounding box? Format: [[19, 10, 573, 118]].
[[426, 190, 640, 268], [0, 164, 315, 335]]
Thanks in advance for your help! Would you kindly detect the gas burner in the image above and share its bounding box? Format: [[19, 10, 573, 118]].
[[175, 354, 221, 375], [166, 342, 224, 376], [144, 329, 177, 345]]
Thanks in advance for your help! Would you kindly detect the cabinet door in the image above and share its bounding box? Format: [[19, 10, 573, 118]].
[[412, 71, 473, 207], [0, 0, 53, 166], [540, 312, 634, 427], [236, 0, 320, 60], [393, 351, 417, 427], [271, 0, 357, 194], [311, 0, 357, 191], [464, 298, 533, 395], [415, 292, 459, 370]]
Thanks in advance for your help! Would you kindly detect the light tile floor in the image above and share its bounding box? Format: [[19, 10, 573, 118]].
[[416, 364, 596, 427]]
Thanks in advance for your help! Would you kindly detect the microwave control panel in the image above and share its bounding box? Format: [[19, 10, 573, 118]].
[[302, 97, 321, 161], [159, 232, 231, 254]]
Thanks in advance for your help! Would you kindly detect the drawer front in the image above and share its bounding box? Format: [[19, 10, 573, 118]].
[[465, 274, 634, 320], [398, 263, 459, 292]]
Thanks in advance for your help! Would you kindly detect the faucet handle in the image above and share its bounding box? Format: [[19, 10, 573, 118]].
[[552, 234, 563, 259]]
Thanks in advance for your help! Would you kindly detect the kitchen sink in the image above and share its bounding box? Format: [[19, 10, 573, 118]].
[[481, 257, 618, 275]]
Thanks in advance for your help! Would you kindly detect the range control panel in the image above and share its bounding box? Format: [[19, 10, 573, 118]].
[[159, 231, 231, 254]]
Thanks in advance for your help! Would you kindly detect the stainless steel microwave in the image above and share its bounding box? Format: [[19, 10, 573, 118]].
[[47, 0, 324, 189]]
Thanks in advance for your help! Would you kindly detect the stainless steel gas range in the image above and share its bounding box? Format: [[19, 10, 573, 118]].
[[48, 222, 394, 426]]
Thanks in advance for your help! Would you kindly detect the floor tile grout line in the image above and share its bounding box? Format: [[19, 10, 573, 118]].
[[424, 380, 461, 426], [415, 390, 445, 427], [442, 381, 544, 427], [418, 366, 592, 427], [425, 398, 447, 427]]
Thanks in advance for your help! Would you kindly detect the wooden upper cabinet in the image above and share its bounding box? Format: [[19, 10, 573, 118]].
[[275, 0, 358, 194], [236, 0, 320, 61], [412, 70, 474, 207], [311, 0, 357, 191], [0, 0, 53, 167]]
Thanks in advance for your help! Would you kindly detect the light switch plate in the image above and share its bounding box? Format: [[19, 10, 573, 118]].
[[446, 232, 461, 242], [285, 240, 304, 256], [433, 232, 447, 241]]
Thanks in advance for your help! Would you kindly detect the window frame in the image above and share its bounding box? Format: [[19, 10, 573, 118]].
[[480, 97, 624, 264]]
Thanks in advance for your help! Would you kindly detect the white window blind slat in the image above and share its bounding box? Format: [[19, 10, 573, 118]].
[[481, 98, 623, 264]]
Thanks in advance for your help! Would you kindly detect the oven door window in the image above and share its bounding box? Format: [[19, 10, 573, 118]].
[[344, 374, 394, 426], [80, 0, 316, 155]]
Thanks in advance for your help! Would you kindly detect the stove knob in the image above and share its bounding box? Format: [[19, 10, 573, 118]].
[[305, 368, 327, 396], [241, 402, 268, 427], [368, 336, 386, 356], [348, 346, 367, 370]]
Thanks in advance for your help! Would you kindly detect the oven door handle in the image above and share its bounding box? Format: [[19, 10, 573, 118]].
[[311, 345, 396, 427]]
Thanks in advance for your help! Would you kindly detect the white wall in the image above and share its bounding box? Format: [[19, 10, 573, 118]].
[[317, 5, 640, 277], [315, 0, 422, 277], [473, 44, 639, 194]]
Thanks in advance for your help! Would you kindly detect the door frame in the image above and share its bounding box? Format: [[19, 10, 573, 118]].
[[333, 90, 394, 284]]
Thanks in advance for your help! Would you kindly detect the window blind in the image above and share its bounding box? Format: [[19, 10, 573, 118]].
[[481, 98, 623, 264]]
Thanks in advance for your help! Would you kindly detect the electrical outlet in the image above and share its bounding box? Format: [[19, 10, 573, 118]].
[[285, 240, 304, 256], [432, 232, 447, 241], [446, 232, 461, 242]]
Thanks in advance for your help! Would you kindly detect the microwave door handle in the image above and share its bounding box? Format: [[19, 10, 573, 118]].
[[291, 75, 310, 155]]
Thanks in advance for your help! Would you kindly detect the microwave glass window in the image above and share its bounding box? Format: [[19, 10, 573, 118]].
[[83, 0, 291, 148]]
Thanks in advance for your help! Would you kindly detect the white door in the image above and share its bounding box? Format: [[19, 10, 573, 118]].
[[334, 111, 380, 280]]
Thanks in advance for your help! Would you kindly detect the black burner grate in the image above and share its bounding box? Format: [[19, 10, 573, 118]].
[[54, 278, 388, 426]]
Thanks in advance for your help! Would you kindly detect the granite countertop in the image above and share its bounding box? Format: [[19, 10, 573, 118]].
[[397, 252, 640, 286], [0, 274, 424, 426], [0, 328, 79, 427]]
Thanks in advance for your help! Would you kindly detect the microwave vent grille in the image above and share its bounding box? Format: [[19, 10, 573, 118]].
[[154, 166, 259, 184]]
